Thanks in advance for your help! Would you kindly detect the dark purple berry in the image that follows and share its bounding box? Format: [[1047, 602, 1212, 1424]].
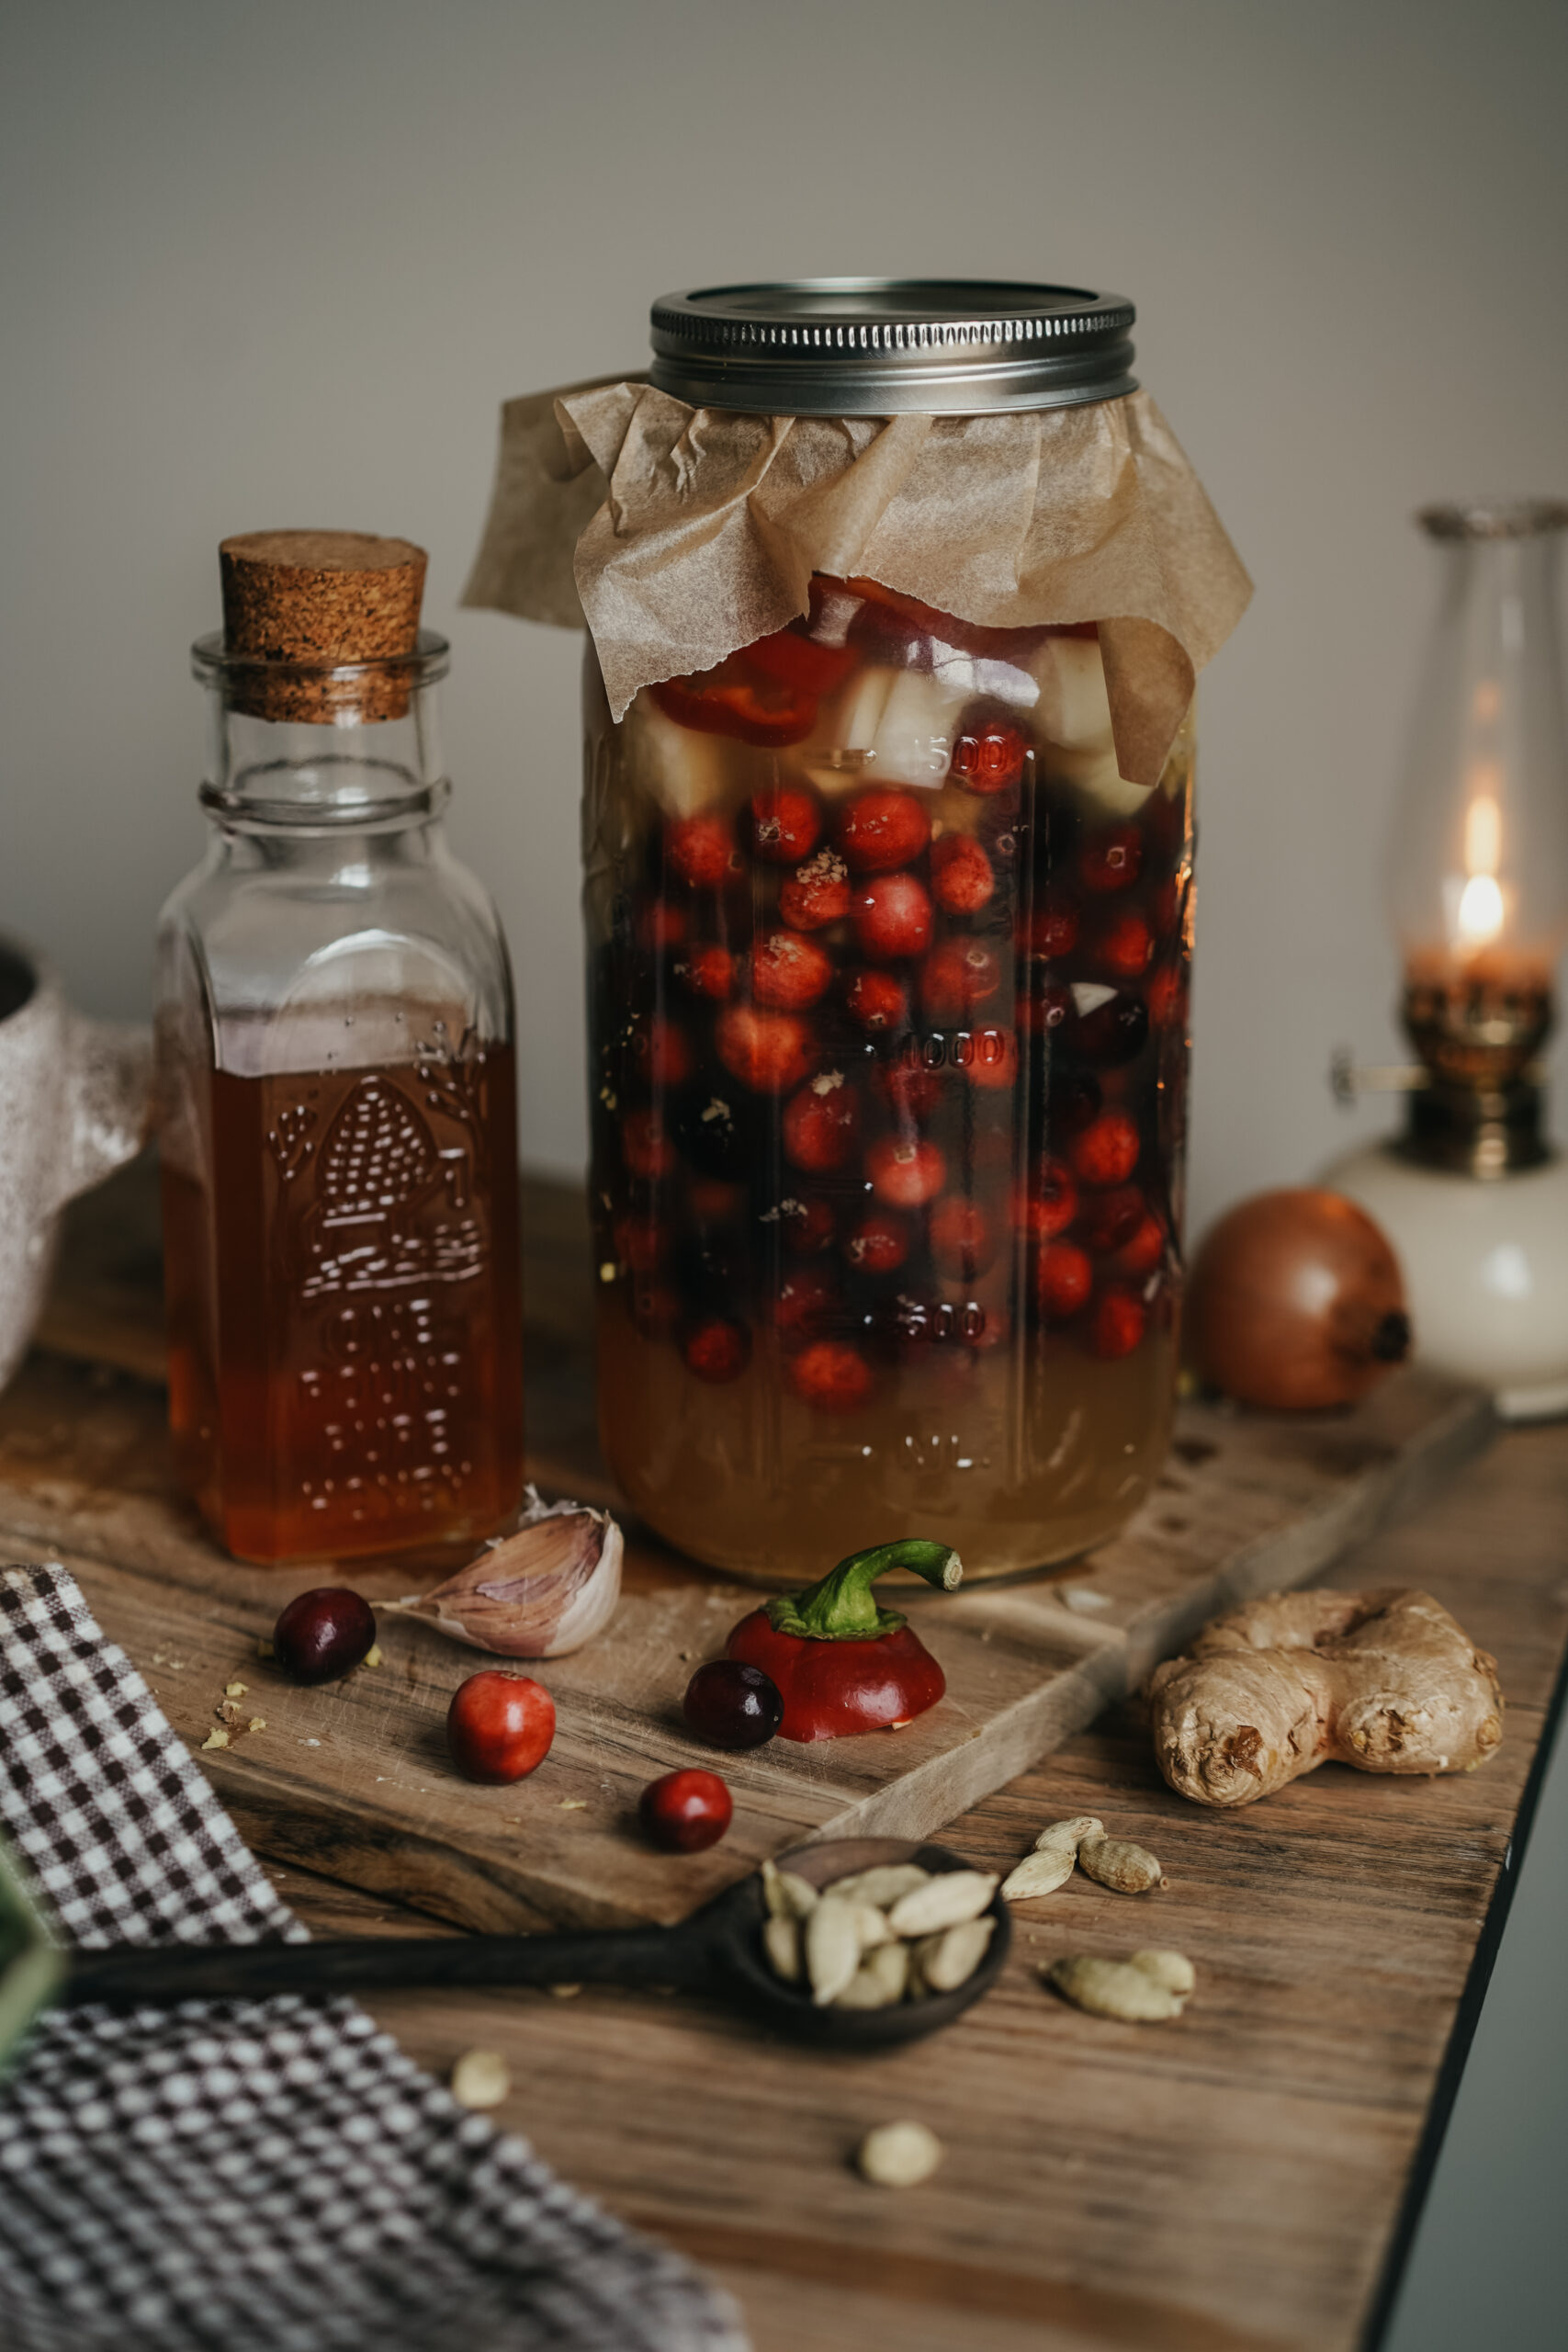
[[682, 1658, 784, 1751], [1077, 990, 1150, 1067], [272, 1588, 376, 1685]]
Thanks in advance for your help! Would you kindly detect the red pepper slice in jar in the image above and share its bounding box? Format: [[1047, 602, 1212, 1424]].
[[725, 1538, 961, 1741], [742, 622, 856, 700], [651, 650, 816, 746], [650, 612, 850, 747]]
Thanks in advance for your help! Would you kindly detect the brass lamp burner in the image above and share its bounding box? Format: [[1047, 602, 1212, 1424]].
[[1398, 976, 1554, 1177]]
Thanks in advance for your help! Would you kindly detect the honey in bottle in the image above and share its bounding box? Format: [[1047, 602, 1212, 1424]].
[[155, 532, 524, 1564]]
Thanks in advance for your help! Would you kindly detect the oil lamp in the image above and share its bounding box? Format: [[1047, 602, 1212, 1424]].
[[1327, 498, 1568, 1418]]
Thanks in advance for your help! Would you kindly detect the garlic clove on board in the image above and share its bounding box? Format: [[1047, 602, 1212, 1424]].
[[387, 1487, 623, 1657]]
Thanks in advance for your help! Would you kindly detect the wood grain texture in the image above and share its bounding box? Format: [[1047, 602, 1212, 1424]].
[[298, 1430, 1568, 2352], [5, 1160, 1495, 1931], [10, 1159, 1568, 2350]]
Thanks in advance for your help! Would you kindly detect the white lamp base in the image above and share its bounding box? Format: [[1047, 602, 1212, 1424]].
[[1322, 1141, 1568, 1420]]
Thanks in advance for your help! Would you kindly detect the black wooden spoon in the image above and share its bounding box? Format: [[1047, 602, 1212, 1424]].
[[62, 1837, 1009, 2050]]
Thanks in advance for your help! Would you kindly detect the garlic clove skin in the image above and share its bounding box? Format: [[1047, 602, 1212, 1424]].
[[388, 1488, 623, 1657]]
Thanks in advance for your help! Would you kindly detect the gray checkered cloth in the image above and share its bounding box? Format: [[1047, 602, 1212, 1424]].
[[0, 1565, 749, 2352]]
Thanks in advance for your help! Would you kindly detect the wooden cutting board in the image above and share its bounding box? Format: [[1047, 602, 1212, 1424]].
[[0, 1162, 1495, 1934]]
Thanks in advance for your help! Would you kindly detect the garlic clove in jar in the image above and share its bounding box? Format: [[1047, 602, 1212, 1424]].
[[389, 1487, 622, 1657]]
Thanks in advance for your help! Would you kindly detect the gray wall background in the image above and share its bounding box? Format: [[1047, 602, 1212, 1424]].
[[2, 4, 1565, 2344]]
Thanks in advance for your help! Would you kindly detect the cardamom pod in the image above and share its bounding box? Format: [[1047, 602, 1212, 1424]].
[[1077, 1832, 1165, 1894], [887, 1870, 998, 1939], [806, 1895, 863, 2006]]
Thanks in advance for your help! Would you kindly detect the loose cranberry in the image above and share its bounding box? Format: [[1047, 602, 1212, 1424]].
[[845, 968, 908, 1033], [1146, 966, 1187, 1030], [873, 1057, 945, 1121], [675, 942, 737, 1001], [715, 1005, 815, 1093], [1019, 897, 1081, 960], [667, 812, 740, 891], [950, 709, 1028, 794], [750, 930, 833, 1012], [272, 1588, 376, 1685], [1111, 1212, 1167, 1279], [683, 1317, 750, 1383], [781, 1195, 837, 1255], [1077, 991, 1149, 1067], [931, 833, 995, 915], [446, 1672, 557, 1785], [1095, 910, 1155, 981], [787, 1338, 875, 1414], [682, 1658, 784, 1750], [630, 1281, 682, 1340], [922, 939, 1001, 1025], [844, 1210, 911, 1275], [1015, 1159, 1078, 1241], [627, 1014, 694, 1091], [639, 1767, 734, 1853], [783, 1075, 861, 1173], [637, 899, 689, 954], [835, 786, 931, 873], [867, 1135, 947, 1208], [1021, 976, 1078, 1046], [770, 1266, 839, 1338], [779, 849, 852, 931], [1071, 1111, 1141, 1189], [1080, 823, 1144, 894], [1077, 1184, 1145, 1254], [1035, 1241, 1093, 1321], [965, 1028, 1020, 1091], [930, 1197, 996, 1282], [749, 785, 822, 865], [853, 872, 933, 962], [1088, 1287, 1147, 1359], [613, 1213, 667, 1273], [622, 1109, 678, 1181]]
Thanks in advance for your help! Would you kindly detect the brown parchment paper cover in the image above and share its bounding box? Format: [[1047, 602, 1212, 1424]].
[[463, 379, 1250, 788]]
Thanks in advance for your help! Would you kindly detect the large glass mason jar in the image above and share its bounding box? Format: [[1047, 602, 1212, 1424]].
[[581, 287, 1201, 1584], [157, 532, 524, 1566]]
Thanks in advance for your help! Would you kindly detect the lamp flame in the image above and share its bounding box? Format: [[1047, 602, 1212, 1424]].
[[1451, 769, 1507, 955]]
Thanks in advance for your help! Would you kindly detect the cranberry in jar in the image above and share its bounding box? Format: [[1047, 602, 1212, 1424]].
[[575, 283, 1216, 1583]]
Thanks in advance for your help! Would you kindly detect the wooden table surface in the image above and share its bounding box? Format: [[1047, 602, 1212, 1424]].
[[15, 1163, 1568, 2352]]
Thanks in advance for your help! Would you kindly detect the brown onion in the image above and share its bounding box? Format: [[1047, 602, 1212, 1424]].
[[1186, 1188, 1410, 1410]]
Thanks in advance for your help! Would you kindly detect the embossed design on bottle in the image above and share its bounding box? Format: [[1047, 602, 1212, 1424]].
[[164, 1046, 521, 1564], [290, 1071, 487, 1300]]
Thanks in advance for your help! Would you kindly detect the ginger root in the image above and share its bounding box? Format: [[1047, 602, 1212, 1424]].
[[1147, 1588, 1503, 1808]]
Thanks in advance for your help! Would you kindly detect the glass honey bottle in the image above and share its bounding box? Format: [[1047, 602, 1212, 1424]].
[[156, 531, 524, 1564]]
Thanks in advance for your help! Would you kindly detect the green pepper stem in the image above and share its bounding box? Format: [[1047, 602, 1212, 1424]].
[[765, 1539, 964, 1643]]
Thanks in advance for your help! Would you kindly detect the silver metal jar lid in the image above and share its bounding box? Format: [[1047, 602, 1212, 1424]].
[[649, 278, 1136, 416]]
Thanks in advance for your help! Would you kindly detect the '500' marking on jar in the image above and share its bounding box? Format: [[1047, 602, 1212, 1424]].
[[894, 1028, 1013, 1074]]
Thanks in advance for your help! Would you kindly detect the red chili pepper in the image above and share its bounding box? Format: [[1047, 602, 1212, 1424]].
[[650, 641, 819, 747], [724, 1538, 961, 1742], [742, 623, 855, 699]]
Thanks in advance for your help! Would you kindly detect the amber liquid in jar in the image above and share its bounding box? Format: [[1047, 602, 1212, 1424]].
[[164, 1039, 523, 1565], [585, 581, 1192, 1585]]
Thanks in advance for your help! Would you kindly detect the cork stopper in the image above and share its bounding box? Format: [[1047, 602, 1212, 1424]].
[[219, 529, 429, 722]]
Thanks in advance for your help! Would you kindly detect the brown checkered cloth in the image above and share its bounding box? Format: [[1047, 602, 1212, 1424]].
[[0, 1565, 749, 2352]]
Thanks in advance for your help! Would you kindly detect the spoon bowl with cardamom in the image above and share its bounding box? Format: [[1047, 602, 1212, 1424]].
[[62, 1838, 1010, 2050]]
